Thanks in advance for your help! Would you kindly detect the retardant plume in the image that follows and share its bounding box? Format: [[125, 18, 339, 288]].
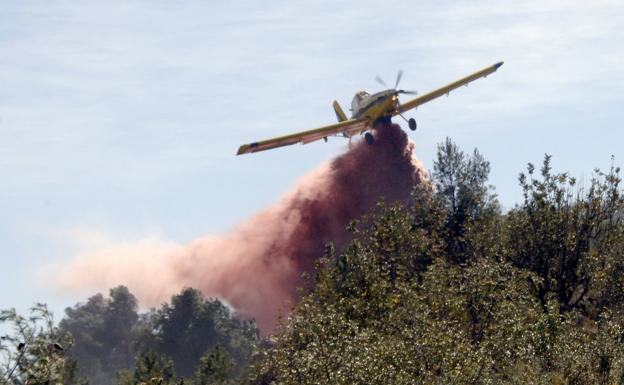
[[55, 124, 428, 333]]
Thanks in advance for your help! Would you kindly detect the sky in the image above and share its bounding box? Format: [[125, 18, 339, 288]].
[[1, 0, 623, 319]]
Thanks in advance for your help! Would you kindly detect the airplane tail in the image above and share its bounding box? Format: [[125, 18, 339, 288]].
[[333, 100, 348, 122]]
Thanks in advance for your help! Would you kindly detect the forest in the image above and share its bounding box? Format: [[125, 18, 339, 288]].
[[3, 138, 624, 384]]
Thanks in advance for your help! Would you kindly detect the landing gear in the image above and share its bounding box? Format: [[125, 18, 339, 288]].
[[365, 132, 374, 145], [397, 111, 417, 131]]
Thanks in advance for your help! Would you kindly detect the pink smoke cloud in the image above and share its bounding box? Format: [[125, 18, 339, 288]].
[[55, 124, 428, 333]]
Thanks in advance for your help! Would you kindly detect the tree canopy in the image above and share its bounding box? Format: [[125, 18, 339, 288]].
[[249, 141, 624, 384], [57, 287, 259, 385], [5, 138, 624, 385]]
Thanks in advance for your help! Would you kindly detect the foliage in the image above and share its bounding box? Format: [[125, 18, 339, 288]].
[[117, 350, 177, 385], [433, 137, 498, 263], [249, 209, 542, 383], [0, 304, 79, 385], [149, 288, 258, 379], [506, 155, 624, 316], [8, 139, 624, 384], [192, 346, 235, 385], [59, 287, 259, 385], [59, 286, 139, 385], [249, 146, 624, 384]]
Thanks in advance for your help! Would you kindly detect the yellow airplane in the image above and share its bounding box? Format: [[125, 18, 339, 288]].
[[236, 61, 503, 155]]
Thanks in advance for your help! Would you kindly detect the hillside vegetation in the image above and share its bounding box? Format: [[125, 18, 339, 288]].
[[250, 140, 624, 384], [3, 138, 624, 385]]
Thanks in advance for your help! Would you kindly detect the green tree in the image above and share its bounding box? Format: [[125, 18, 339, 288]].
[[192, 346, 234, 385], [59, 286, 258, 385], [433, 137, 497, 263], [250, 214, 544, 383], [0, 304, 79, 385], [151, 288, 258, 378], [60, 286, 139, 385], [250, 150, 624, 384], [506, 155, 624, 314], [117, 350, 176, 385]]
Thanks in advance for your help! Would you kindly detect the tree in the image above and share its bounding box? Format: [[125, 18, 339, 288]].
[[0, 304, 79, 385], [58, 286, 258, 385], [152, 288, 258, 378], [59, 286, 139, 385], [506, 155, 624, 315], [104, 287, 138, 371], [192, 346, 235, 385], [432, 137, 498, 263], [249, 150, 624, 384], [117, 350, 177, 385]]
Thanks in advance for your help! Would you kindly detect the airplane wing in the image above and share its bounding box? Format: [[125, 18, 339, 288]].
[[236, 117, 369, 155], [395, 61, 503, 114]]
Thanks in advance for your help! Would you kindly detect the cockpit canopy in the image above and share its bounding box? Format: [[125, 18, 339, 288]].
[[351, 91, 370, 115]]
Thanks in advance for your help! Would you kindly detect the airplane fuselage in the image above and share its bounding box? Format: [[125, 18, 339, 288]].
[[351, 90, 399, 125]]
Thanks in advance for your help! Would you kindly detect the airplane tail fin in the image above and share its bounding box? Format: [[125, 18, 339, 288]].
[[333, 100, 348, 122]]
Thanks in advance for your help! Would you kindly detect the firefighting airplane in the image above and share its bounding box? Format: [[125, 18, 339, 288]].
[[236, 61, 503, 155]]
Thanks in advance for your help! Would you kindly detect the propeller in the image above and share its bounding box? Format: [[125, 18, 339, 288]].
[[374, 75, 389, 88], [376, 70, 418, 130], [375, 70, 417, 95], [394, 70, 403, 89]]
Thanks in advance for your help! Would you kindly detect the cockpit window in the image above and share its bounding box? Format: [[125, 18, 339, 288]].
[[351, 91, 370, 114]]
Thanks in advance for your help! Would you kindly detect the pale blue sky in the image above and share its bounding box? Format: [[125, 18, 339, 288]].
[[1, 0, 623, 318]]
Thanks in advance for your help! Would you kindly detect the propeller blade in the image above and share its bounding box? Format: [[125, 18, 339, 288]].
[[398, 89, 417, 95], [375, 76, 389, 88], [394, 70, 404, 89]]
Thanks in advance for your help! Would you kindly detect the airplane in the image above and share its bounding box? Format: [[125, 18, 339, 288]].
[[236, 61, 503, 155]]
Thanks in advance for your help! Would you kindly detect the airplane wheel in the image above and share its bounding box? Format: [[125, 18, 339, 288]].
[[408, 118, 417, 131], [365, 132, 374, 145]]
